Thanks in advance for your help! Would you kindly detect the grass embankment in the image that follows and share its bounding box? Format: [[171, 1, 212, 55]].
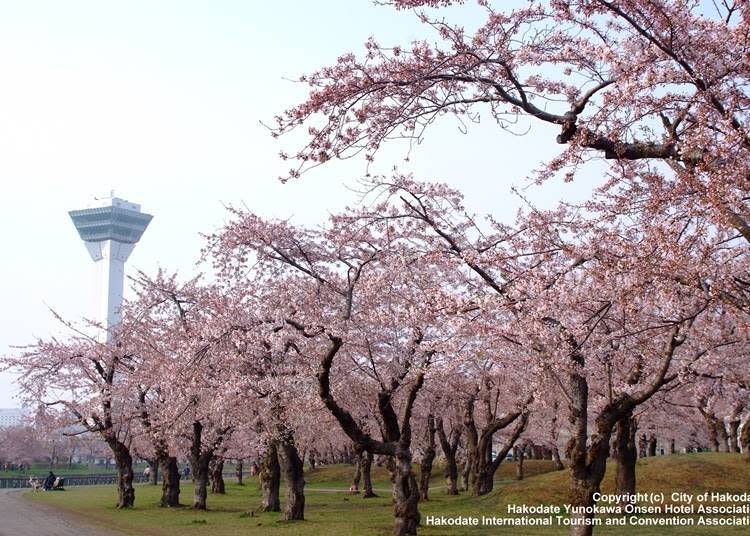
[[0, 463, 136, 477], [25, 454, 750, 535]]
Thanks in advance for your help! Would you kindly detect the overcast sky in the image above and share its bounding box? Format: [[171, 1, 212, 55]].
[[0, 0, 596, 407]]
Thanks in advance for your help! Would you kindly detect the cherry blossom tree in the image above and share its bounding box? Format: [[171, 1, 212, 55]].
[[2, 326, 139, 508], [209, 205, 470, 535]]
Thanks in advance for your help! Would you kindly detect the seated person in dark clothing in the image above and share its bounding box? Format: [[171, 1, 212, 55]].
[[43, 472, 55, 491]]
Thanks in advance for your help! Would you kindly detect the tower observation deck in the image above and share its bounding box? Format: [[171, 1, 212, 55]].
[[69, 195, 152, 341]]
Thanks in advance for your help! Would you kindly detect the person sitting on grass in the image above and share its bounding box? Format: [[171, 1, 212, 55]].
[[43, 471, 55, 491]]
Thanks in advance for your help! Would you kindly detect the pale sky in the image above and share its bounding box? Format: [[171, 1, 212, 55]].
[[0, 0, 592, 406]]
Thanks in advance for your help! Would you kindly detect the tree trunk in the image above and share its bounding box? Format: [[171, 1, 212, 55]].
[[418, 415, 436, 501], [647, 434, 657, 457], [740, 415, 750, 462], [236, 459, 244, 485], [350, 448, 362, 494], [515, 445, 525, 480], [388, 451, 420, 536], [159, 455, 181, 507], [566, 364, 610, 536], [210, 458, 225, 494], [259, 441, 281, 512], [728, 420, 741, 453], [638, 433, 648, 458], [472, 412, 528, 496], [613, 414, 637, 510], [461, 398, 478, 492], [308, 450, 317, 471], [148, 459, 158, 485], [107, 438, 135, 509], [435, 419, 460, 495], [191, 456, 210, 509], [716, 421, 730, 453], [362, 450, 376, 498], [669, 438, 676, 455], [552, 447, 564, 470], [276, 434, 305, 521], [702, 412, 720, 452]]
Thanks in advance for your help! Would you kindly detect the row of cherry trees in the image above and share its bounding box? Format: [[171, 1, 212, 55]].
[[4, 2, 750, 536], [3, 173, 748, 534]]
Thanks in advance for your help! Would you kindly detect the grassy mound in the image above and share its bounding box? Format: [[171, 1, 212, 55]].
[[495, 452, 750, 508]]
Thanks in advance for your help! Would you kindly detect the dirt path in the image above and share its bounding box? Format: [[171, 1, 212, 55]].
[[0, 489, 121, 536]]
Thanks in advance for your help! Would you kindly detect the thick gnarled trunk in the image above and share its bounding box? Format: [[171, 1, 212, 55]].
[[189, 421, 221, 510], [191, 457, 210, 510], [350, 446, 362, 494], [159, 454, 181, 507], [552, 447, 564, 470], [613, 414, 637, 510], [740, 415, 750, 462], [210, 458, 225, 494], [418, 415, 436, 501], [472, 412, 528, 496], [147, 459, 158, 485], [362, 450, 376, 498], [277, 433, 305, 521], [107, 438, 135, 509], [436, 418, 460, 495], [515, 444, 525, 481], [259, 441, 281, 512], [388, 451, 420, 536], [236, 459, 244, 485]]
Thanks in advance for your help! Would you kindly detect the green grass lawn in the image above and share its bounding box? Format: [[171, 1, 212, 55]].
[[24, 454, 750, 535]]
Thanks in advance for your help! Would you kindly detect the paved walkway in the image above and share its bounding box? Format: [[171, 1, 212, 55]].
[[0, 489, 121, 536]]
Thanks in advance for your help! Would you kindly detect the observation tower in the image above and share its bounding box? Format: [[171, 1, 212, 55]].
[[69, 194, 152, 341]]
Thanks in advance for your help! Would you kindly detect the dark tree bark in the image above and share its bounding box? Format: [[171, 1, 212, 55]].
[[613, 413, 637, 510], [147, 459, 158, 485], [728, 421, 741, 453], [189, 421, 226, 510], [461, 397, 478, 493], [418, 415, 436, 501], [361, 450, 376, 498], [350, 446, 362, 494], [387, 451, 420, 536], [698, 403, 722, 452], [552, 447, 564, 470], [259, 441, 281, 512], [107, 437, 135, 509], [669, 438, 676, 454], [740, 415, 750, 462], [716, 422, 730, 453], [647, 433, 657, 457], [515, 444, 525, 480], [727, 401, 743, 453], [638, 433, 648, 458], [210, 457, 225, 494], [316, 335, 427, 535], [563, 327, 683, 536], [276, 430, 305, 521], [191, 457, 210, 509], [435, 418, 460, 495], [471, 406, 528, 496], [159, 454, 181, 507], [308, 450, 317, 471], [236, 459, 244, 485]]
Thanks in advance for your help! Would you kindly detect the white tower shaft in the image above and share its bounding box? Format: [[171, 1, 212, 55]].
[[84, 240, 135, 340]]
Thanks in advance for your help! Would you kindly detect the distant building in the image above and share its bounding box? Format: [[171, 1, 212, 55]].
[[0, 408, 25, 427]]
